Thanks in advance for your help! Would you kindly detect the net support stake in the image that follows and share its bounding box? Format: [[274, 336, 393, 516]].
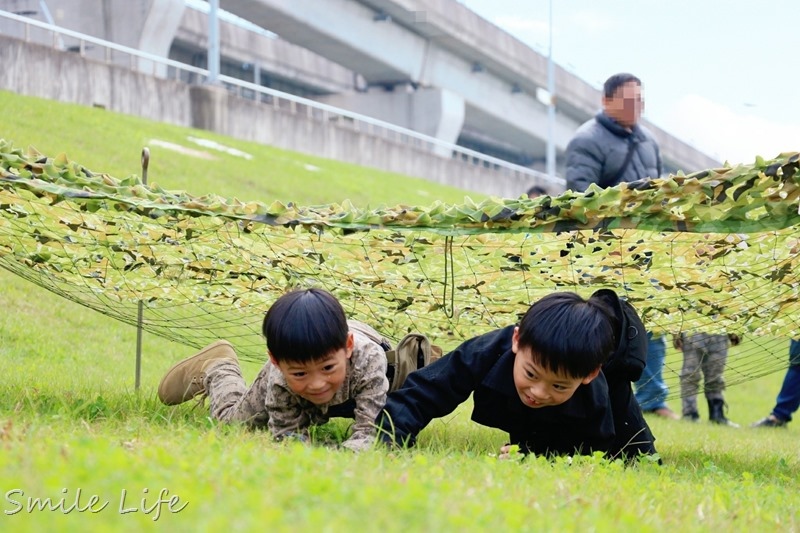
[[135, 147, 150, 391]]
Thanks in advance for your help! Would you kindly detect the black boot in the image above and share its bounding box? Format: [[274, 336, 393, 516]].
[[708, 398, 740, 428], [682, 411, 700, 422]]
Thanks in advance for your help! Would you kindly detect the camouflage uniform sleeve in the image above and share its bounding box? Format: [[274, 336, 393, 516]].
[[265, 372, 312, 441], [341, 336, 389, 452]]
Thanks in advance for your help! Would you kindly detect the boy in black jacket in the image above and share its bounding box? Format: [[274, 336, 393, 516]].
[[376, 291, 657, 460]]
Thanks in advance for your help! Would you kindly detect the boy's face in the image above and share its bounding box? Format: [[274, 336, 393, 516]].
[[511, 327, 600, 408], [270, 332, 354, 405]]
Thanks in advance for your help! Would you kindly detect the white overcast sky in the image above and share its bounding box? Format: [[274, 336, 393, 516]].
[[461, 0, 800, 165]]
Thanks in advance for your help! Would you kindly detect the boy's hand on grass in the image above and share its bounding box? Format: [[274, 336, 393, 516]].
[[498, 444, 520, 460], [278, 431, 310, 444]]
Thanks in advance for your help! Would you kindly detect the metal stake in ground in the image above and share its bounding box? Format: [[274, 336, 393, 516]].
[[135, 147, 150, 391]]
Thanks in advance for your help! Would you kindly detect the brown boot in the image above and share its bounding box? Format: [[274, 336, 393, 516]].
[[158, 340, 239, 405]]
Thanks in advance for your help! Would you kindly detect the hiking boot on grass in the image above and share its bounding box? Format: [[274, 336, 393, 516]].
[[750, 414, 788, 428], [708, 398, 740, 428], [682, 411, 700, 422], [158, 340, 239, 406]]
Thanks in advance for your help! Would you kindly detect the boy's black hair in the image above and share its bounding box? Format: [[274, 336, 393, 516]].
[[262, 288, 349, 363], [516, 292, 615, 378], [526, 184, 547, 198], [603, 73, 641, 98]]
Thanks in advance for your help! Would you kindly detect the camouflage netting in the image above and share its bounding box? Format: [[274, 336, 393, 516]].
[[1, 138, 799, 393]]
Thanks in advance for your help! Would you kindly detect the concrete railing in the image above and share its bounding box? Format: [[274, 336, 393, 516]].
[[0, 9, 563, 190]]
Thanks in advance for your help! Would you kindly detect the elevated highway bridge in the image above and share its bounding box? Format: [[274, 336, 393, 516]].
[[220, 0, 719, 174], [1, 0, 719, 185]]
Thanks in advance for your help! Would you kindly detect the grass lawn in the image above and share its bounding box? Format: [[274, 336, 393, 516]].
[[1, 91, 798, 531]]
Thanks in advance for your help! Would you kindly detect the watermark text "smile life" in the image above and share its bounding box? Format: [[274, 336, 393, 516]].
[[4, 488, 188, 521]]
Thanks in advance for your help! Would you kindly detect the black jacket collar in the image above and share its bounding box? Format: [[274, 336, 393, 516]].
[[596, 111, 644, 140]]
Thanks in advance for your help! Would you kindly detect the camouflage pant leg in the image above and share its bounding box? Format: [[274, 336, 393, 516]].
[[205, 360, 270, 428], [701, 334, 728, 400], [680, 335, 704, 415]]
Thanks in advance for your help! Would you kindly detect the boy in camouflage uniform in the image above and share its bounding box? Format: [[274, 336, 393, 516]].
[[158, 288, 389, 451]]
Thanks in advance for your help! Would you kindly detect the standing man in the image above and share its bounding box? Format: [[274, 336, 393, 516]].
[[566, 73, 677, 419], [635, 332, 679, 419], [751, 339, 800, 428], [565, 72, 661, 192], [675, 333, 740, 427]]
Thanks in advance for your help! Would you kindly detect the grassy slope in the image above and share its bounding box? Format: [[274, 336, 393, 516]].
[[0, 89, 484, 384], [0, 90, 479, 206], [1, 91, 798, 531]]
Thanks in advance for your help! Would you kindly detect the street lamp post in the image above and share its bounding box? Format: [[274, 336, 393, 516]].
[[208, 0, 220, 84], [546, 0, 556, 181]]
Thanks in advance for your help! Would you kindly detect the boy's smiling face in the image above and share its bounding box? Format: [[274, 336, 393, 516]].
[[271, 333, 354, 405], [511, 327, 600, 408]]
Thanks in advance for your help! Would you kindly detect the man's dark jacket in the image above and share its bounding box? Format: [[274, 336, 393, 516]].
[[377, 326, 657, 460], [565, 111, 662, 192]]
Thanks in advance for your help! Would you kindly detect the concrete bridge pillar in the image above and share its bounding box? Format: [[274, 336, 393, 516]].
[[1, 0, 185, 77], [318, 86, 465, 156], [190, 84, 229, 133]]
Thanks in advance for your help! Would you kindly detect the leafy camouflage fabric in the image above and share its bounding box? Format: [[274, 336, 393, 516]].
[[1, 139, 799, 369]]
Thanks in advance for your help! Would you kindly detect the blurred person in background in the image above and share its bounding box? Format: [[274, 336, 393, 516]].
[[675, 332, 741, 427], [751, 339, 800, 428]]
